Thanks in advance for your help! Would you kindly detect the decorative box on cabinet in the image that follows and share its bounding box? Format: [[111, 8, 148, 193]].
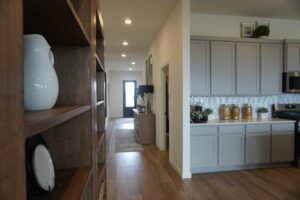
[[133, 109, 155, 144]]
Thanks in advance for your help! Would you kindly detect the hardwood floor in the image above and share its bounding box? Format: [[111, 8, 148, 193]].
[[106, 119, 300, 200]]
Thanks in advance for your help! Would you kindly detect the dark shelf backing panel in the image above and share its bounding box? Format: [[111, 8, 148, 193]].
[[96, 71, 106, 101], [25, 105, 91, 138], [41, 110, 92, 169], [70, 0, 92, 40], [24, 0, 90, 45], [97, 104, 106, 134], [53, 46, 92, 106]]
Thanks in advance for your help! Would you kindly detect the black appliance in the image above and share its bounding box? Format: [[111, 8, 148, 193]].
[[272, 104, 300, 166], [283, 72, 300, 93]]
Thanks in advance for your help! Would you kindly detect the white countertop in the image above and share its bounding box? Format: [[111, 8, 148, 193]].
[[190, 118, 296, 126]]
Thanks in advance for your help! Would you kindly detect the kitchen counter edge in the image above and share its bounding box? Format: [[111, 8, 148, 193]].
[[190, 118, 296, 126]]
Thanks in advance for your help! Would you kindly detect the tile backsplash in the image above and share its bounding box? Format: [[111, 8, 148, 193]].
[[191, 94, 300, 120]]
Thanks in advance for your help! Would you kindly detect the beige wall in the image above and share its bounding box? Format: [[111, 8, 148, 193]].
[[108, 71, 143, 118], [146, 0, 191, 178], [191, 13, 300, 39]]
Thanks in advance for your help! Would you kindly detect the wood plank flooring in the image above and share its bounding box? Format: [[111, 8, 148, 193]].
[[106, 119, 300, 200]]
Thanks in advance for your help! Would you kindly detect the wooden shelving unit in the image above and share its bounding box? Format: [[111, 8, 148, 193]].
[[0, 0, 106, 199]]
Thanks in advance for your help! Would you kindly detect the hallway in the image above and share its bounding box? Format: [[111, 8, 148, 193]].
[[106, 119, 300, 200]]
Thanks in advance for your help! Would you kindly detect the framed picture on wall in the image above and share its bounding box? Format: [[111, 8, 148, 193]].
[[240, 22, 255, 38]]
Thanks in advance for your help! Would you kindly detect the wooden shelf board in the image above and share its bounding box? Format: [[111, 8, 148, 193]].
[[95, 54, 105, 72], [24, 0, 91, 45], [97, 131, 105, 151], [97, 100, 105, 106], [30, 167, 92, 200], [25, 105, 91, 138]]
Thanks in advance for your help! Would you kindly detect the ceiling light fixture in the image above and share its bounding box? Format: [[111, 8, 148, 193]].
[[131, 62, 135, 65], [123, 41, 128, 46], [129, 68, 132, 71], [121, 54, 126, 58], [124, 18, 132, 25]]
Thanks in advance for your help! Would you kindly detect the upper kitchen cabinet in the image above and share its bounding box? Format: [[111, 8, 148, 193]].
[[261, 43, 283, 94], [285, 42, 300, 71], [190, 40, 210, 95], [211, 41, 235, 95], [237, 43, 260, 95]]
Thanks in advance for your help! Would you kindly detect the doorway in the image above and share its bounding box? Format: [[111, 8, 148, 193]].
[[123, 80, 137, 118], [162, 66, 169, 151]]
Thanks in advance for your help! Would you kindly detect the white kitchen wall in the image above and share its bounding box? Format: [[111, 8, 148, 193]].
[[191, 13, 300, 39], [146, 0, 191, 178], [108, 71, 143, 118], [191, 94, 300, 120]]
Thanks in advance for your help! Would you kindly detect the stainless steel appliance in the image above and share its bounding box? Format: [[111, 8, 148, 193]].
[[283, 72, 300, 93], [272, 104, 300, 166]]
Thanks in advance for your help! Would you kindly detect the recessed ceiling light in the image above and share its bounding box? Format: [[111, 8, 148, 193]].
[[131, 62, 135, 65], [129, 68, 132, 71], [124, 18, 132, 25], [121, 54, 126, 58], [123, 41, 128, 46]]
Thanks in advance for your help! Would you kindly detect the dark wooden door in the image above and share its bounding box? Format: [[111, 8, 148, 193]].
[[123, 80, 137, 118]]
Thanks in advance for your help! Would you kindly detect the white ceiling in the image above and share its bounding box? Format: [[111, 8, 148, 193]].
[[101, 0, 177, 71], [191, 0, 300, 20]]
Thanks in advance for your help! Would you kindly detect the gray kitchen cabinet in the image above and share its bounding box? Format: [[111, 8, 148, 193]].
[[261, 44, 283, 94], [237, 43, 260, 94], [271, 123, 294, 162], [286, 43, 300, 71], [246, 124, 271, 164], [190, 40, 210, 95], [191, 126, 218, 168], [211, 41, 236, 95], [219, 125, 245, 166]]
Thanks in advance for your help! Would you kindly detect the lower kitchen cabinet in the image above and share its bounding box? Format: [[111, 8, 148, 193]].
[[219, 133, 245, 166], [272, 132, 294, 162], [219, 125, 245, 166], [191, 126, 218, 168], [246, 133, 271, 164], [191, 122, 294, 173], [271, 123, 295, 162]]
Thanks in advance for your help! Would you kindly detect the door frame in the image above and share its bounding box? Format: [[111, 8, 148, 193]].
[[122, 80, 137, 118], [161, 65, 169, 151]]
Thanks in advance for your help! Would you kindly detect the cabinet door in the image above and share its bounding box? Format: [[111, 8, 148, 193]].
[[191, 126, 218, 168], [190, 40, 210, 95], [211, 41, 235, 95], [261, 44, 283, 94], [191, 134, 218, 168], [219, 133, 245, 166], [246, 133, 271, 164], [272, 132, 294, 162], [286, 44, 300, 71], [237, 43, 260, 95]]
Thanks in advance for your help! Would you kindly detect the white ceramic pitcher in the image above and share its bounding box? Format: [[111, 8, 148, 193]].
[[24, 34, 59, 111]]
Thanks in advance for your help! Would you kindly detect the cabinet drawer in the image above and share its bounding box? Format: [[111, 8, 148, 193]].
[[219, 125, 245, 135], [246, 124, 271, 133], [191, 126, 218, 136], [272, 123, 294, 132]]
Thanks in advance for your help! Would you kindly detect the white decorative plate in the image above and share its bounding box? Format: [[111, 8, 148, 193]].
[[32, 144, 55, 191]]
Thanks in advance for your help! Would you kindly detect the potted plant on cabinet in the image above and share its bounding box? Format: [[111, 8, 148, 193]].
[[257, 107, 269, 120], [203, 108, 213, 120]]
